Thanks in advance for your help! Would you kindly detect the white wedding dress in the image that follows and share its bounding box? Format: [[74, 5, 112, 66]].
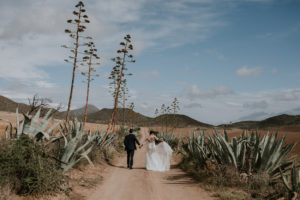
[[146, 139, 173, 172]]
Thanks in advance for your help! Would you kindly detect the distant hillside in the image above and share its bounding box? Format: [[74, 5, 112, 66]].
[[258, 114, 300, 127], [85, 109, 212, 127], [62, 104, 99, 117], [0, 95, 30, 113], [151, 114, 213, 128], [219, 114, 300, 129], [0, 95, 212, 127], [0, 95, 64, 118], [85, 108, 152, 125]]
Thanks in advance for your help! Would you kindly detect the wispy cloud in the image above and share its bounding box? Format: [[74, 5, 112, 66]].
[[243, 100, 268, 109], [184, 102, 202, 109], [0, 0, 227, 82], [271, 68, 278, 73], [138, 70, 160, 79], [236, 66, 263, 77], [273, 89, 300, 101], [184, 66, 201, 74], [185, 84, 234, 99], [204, 49, 225, 60]]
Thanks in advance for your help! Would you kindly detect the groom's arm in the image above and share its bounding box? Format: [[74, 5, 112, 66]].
[[124, 135, 128, 146], [134, 136, 141, 146]]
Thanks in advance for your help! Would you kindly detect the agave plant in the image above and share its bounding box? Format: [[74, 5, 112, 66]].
[[181, 130, 296, 180], [19, 108, 60, 140], [281, 163, 300, 199], [157, 132, 179, 149], [0, 118, 13, 139], [181, 131, 210, 168], [54, 119, 116, 173], [56, 119, 97, 172], [1, 108, 60, 140], [95, 130, 116, 148]]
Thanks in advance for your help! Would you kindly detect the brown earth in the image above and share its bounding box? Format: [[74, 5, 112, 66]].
[[87, 127, 215, 200]]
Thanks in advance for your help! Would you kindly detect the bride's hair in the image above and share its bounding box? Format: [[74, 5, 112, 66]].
[[149, 130, 155, 135]]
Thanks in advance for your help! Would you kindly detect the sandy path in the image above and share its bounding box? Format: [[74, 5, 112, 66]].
[[87, 127, 215, 200]]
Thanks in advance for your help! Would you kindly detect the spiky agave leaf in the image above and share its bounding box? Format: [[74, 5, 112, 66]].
[[57, 120, 113, 173], [0, 119, 13, 139], [181, 129, 296, 181], [21, 108, 60, 140]]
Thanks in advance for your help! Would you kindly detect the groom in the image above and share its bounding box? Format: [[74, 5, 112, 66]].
[[124, 128, 142, 169]]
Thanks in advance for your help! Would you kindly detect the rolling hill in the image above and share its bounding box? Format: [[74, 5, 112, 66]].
[[85, 109, 212, 127], [85, 108, 152, 125], [151, 114, 213, 128], [3, 95, 300, 128], [0, 96, 211, 127], [219, 114, 300, 129], [61, 104, 99, 117], [0, 95, 64, 118], [0, 95, 30, 113]]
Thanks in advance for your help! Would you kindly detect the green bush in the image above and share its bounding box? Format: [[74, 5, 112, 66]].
[[0, 135, 63, 195]]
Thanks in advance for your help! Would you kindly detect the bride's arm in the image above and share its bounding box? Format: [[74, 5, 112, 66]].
[[154, 135, 164, 142], [141, 137, 150, 146]]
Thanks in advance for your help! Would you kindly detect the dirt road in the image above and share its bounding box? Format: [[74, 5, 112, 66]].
[[87, 127, 215, 200]]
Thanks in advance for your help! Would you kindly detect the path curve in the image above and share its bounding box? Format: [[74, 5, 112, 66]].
[[87, 127, 215, 200]]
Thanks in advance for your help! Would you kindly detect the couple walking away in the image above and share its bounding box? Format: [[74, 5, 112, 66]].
[[124, 129, 173, 171]]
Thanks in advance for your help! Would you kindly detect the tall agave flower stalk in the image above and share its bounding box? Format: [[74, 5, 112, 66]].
[[101, 34, 135, 145], [81, 40, 100, 127], [62, 1, 91, 123]]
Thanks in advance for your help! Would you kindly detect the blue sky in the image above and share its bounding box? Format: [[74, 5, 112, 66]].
[[0, 0, 300, 125]]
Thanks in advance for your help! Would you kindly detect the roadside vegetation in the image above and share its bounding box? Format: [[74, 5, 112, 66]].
[[176, 129, 299, 199], [0, 109, 117, 199]]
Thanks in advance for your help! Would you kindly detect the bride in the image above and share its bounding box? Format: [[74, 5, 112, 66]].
[[141, 130, 173, 172]]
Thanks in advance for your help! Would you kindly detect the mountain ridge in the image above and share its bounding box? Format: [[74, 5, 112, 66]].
[[2, 95, 300, 128]]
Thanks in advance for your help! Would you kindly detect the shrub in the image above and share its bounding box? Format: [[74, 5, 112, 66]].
[[0, 135, 63, 195]]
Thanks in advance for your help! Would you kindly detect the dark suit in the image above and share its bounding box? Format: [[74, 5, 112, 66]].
[[124, 133, 140, 168]]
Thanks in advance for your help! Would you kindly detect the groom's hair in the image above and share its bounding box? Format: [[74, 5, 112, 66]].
[[129, 128, 133, 133]]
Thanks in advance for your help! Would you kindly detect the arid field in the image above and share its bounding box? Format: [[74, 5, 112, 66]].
[[2, 110, 299, 156]]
